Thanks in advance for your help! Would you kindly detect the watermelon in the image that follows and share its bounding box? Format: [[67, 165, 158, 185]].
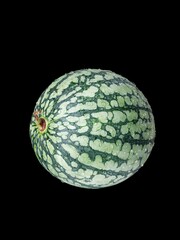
[[29, 69, 155, 189]]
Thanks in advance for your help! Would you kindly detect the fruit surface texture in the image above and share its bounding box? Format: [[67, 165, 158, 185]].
[[29, 69, 155, 189]]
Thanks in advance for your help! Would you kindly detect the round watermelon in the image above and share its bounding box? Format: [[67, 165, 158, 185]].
[[29, 69, 155, 189]]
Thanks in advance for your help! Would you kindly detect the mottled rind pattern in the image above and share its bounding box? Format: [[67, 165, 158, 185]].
[[29, 69, 155, 189]]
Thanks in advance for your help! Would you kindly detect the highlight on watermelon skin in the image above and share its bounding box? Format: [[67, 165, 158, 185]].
[[29, 69, 156, 189]]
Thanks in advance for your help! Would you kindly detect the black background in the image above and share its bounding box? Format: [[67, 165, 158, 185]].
[[4, 5, 177, 237]]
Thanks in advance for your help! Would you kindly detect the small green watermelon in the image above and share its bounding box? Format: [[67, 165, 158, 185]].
[[29, 69, 155, 189]]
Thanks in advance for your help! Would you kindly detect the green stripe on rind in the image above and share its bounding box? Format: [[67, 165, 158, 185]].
[[30, 69, 155, 189]]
